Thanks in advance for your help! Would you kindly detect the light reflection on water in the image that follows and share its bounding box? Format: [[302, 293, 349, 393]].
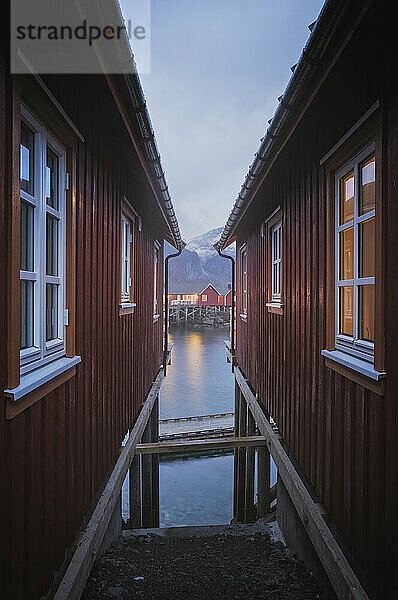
[[122, 326, 276, 526], [158, 327, 235, 525], [160, 327, 234, 420]]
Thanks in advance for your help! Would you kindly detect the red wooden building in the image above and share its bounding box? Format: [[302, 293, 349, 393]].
[[217, 1, 396, 598], [197, 284, 224, 306], [224, 289, 233, 307], [0, 5, 183, 598], [168, 285, 232, 306]]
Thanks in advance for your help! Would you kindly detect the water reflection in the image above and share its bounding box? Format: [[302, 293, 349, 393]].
[[160, 326, 234, 419], [122, 326, 277, 527], [160, 450, 234, 527]]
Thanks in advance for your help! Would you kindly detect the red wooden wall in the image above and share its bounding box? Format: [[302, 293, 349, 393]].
[[224, 290, 232, 306], [0, 68, 167, 598], [234, 6, 397, 599], [198, 285, 222, 306]]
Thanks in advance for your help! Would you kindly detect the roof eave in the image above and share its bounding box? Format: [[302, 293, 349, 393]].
[[94, 0, 184, 251], [215, 0, 373, 251]]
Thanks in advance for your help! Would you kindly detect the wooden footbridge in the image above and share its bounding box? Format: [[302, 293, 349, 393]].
[[159, 412, 234, 440], [53, 350, 369, 600]]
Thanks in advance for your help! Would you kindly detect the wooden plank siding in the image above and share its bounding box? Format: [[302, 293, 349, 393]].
[[0, 64, 168, 599], [233, 6, 397, 599]]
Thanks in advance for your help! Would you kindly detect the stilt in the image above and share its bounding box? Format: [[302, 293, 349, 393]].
[[129, 454, 142, 528], [233, 381, 240, 519], [244, 407, 256, 523], [151, 396, 160, 528], [141, 418, 153, 527], [257, 442, 271, 519], [236, 387, 247, 522]]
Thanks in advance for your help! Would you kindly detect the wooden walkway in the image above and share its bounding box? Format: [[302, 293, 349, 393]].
[[159, 412, 234, 440], [169, 305, 231, 326]]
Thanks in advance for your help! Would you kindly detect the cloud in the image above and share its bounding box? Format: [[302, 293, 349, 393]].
[[133, 0, 324, 239]]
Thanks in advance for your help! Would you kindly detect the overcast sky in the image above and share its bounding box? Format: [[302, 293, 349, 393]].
[[124, 0, 324, 242]]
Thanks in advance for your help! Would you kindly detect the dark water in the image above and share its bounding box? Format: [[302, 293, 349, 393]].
[[122, 326, 276, 526]]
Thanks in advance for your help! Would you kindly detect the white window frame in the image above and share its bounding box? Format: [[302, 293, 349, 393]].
[[153, 240, 160, 317], [20, 105, 66, 375], [182, 295, 197, 303], [335, 142, 375, 363], [271, 221, 282, 302], [120, 214, 132, 303], [241, 245, 247, 316], [202, 295, 207, 302]]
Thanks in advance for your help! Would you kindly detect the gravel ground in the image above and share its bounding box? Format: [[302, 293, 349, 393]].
[[82, 525, 329, 600]]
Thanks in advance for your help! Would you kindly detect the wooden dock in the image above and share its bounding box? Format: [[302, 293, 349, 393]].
[[159, 412, 234, 441], [168, 304, 231, 327]]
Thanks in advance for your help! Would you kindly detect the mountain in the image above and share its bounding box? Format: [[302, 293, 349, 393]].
[[165, 227, 235, 295]]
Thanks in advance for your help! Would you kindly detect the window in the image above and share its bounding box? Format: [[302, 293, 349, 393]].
[[271, 221, 282, 302], [202, 295, 207, 302], [240, 245, 247, 317], [4, 88, 80, 415], [335, 145, 375, 362], [20, 106, 66, 374], [182, 294, 197, 303], [153, 241, 160, 318], [264, 207, 283, 314], [119, 198, 137, 316], [321, 110, 386, 391], [120, 214, 132, 303]]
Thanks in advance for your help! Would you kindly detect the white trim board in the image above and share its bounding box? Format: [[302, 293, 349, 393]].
[[4, 355, 81, 401]]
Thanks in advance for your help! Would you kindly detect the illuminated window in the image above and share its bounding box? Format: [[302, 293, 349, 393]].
[[335, 145, 375, 361], [182, 294, 197, 303], [202, 295, 207, 302]]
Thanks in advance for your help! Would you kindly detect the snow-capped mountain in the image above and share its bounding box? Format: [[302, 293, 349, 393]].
[[165, 227, 235, 295]]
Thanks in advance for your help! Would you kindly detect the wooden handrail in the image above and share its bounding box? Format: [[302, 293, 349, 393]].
[[234, 365, 369, 600], [53, 359, 169, 600], [136, 436, 266, 455]]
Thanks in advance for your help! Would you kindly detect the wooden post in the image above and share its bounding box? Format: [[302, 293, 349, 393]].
[[233, 381, 240, 519], [245, 407, 256, 523], [141, 418, 153, 527], [257, 442, 271, 519], [151, 396, 160, 528], [236, 387, 247, 522], [129, 454, 142, 528]]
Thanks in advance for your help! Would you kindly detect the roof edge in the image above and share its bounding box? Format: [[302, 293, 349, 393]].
[[215, 0, 372, 251], [97, 0, 185, 251], [123, 71, 185, 250]]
